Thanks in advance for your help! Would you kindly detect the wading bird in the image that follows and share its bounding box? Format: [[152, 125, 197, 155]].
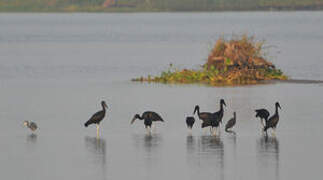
[[131, 111, 164, 134], [193, 105, 218, 134], [84, 101, 108, 137], [255, 108, 270, 128], [264, 102, 281, 136], [225, 112, 236, 133], [213, 99, 226, 124], [186, 116, 195, 129], [23, 121, 38, 132], [193, 99, 226, 135]]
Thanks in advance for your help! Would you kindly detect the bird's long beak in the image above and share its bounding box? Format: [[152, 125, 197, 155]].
[[105, 104, 108, 109], [130, 117, 136, 124], [224, 102, 226, 107], [278, 104, 281, 109]]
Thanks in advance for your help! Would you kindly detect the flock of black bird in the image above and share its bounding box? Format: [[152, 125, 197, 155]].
[[24, 99, 281, 137]]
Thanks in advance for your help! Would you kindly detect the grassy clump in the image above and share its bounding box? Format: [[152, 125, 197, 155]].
[[133, 35, 287, 86]]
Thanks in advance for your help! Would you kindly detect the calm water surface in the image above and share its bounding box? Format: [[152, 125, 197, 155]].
[[0, 12, 323, 180]]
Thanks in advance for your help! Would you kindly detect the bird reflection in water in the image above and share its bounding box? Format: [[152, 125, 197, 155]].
[[143, 134, 162, 153], [133, 133, 163, 160], [195, 136, 224, 180], [186, 135, 195, 154], [26, 133, 37, 144], [85, 136, 106, 161], [257, 136, 280, 180], [84, 136, 107, 180], [133, 133, 163, 176]]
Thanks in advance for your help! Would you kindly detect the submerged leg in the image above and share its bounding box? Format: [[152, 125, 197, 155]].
[[213, 127, 217, 136], [264, 128, 268, 137], [272, 128, 276, 137], [96, 124, 99, 137], [146, 126, 151, 135], [261, 119, 265, 128], [152, 124, 156, 133], [188, 127, 192, 135]]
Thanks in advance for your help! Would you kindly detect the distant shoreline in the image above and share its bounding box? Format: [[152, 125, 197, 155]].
[[1, 0, 323, 13], [1, 9, 323, 13]]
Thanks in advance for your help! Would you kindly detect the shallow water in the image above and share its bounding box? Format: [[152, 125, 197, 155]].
[[0, 12, 323, 180]]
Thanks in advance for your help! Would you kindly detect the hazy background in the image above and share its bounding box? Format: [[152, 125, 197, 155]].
[[0, 12, 323, 180], [1, 0, 323, 12]]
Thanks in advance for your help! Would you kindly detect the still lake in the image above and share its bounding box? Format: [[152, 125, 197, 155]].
[[0, 12, 323, 180]]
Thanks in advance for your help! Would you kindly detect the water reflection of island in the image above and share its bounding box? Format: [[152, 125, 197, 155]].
[[257, 136, 280, 180]]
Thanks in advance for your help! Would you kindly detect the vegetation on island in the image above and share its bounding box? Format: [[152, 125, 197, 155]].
[[0, 0, 323, 12], [132, 35, 287, 86]]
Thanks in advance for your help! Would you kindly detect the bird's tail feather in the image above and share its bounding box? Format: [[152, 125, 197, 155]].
[[84, 121, 89, 127]]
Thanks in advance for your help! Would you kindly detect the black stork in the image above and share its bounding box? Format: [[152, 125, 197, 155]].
[[23, 121, 38, 132], [264, 102, 281, 136], [186, 116, 195, 129], [131, 111, 164, 134], [225, 112, 236, 133], [255, 108, 270, 128], [84, 101, 108, 137]]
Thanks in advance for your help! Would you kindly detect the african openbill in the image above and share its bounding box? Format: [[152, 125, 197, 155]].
[[193, 99, 226, 135], [23, 121, 38, 132], [131, 111, 164, 134], [193, 105, 218, 134], [225, 112, 236, 133], [255, 108, 270, 128], [264, 102, 281, 136], [84, 101, 108, 137], [186, 116, 195, 129], [214, 99, 226, 124]]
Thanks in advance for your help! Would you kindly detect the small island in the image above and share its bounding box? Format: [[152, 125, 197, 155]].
[[132, 35, 287, 86]]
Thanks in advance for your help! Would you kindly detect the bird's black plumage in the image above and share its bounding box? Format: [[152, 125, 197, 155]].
[[84, 101, 108, 127], [255, 109, 270, 121], [264, 102, 281, 134], [193, 99, 226, 131], [186, 116, 195, 129], [131, 111, 164, 129], [255, 108, 270, 127], [225, 112, 236, 132], [213, 99, 226, 124], [194, 105, 218, 129], [201, 118, 219, 129], [193, 105, 213, 122]]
